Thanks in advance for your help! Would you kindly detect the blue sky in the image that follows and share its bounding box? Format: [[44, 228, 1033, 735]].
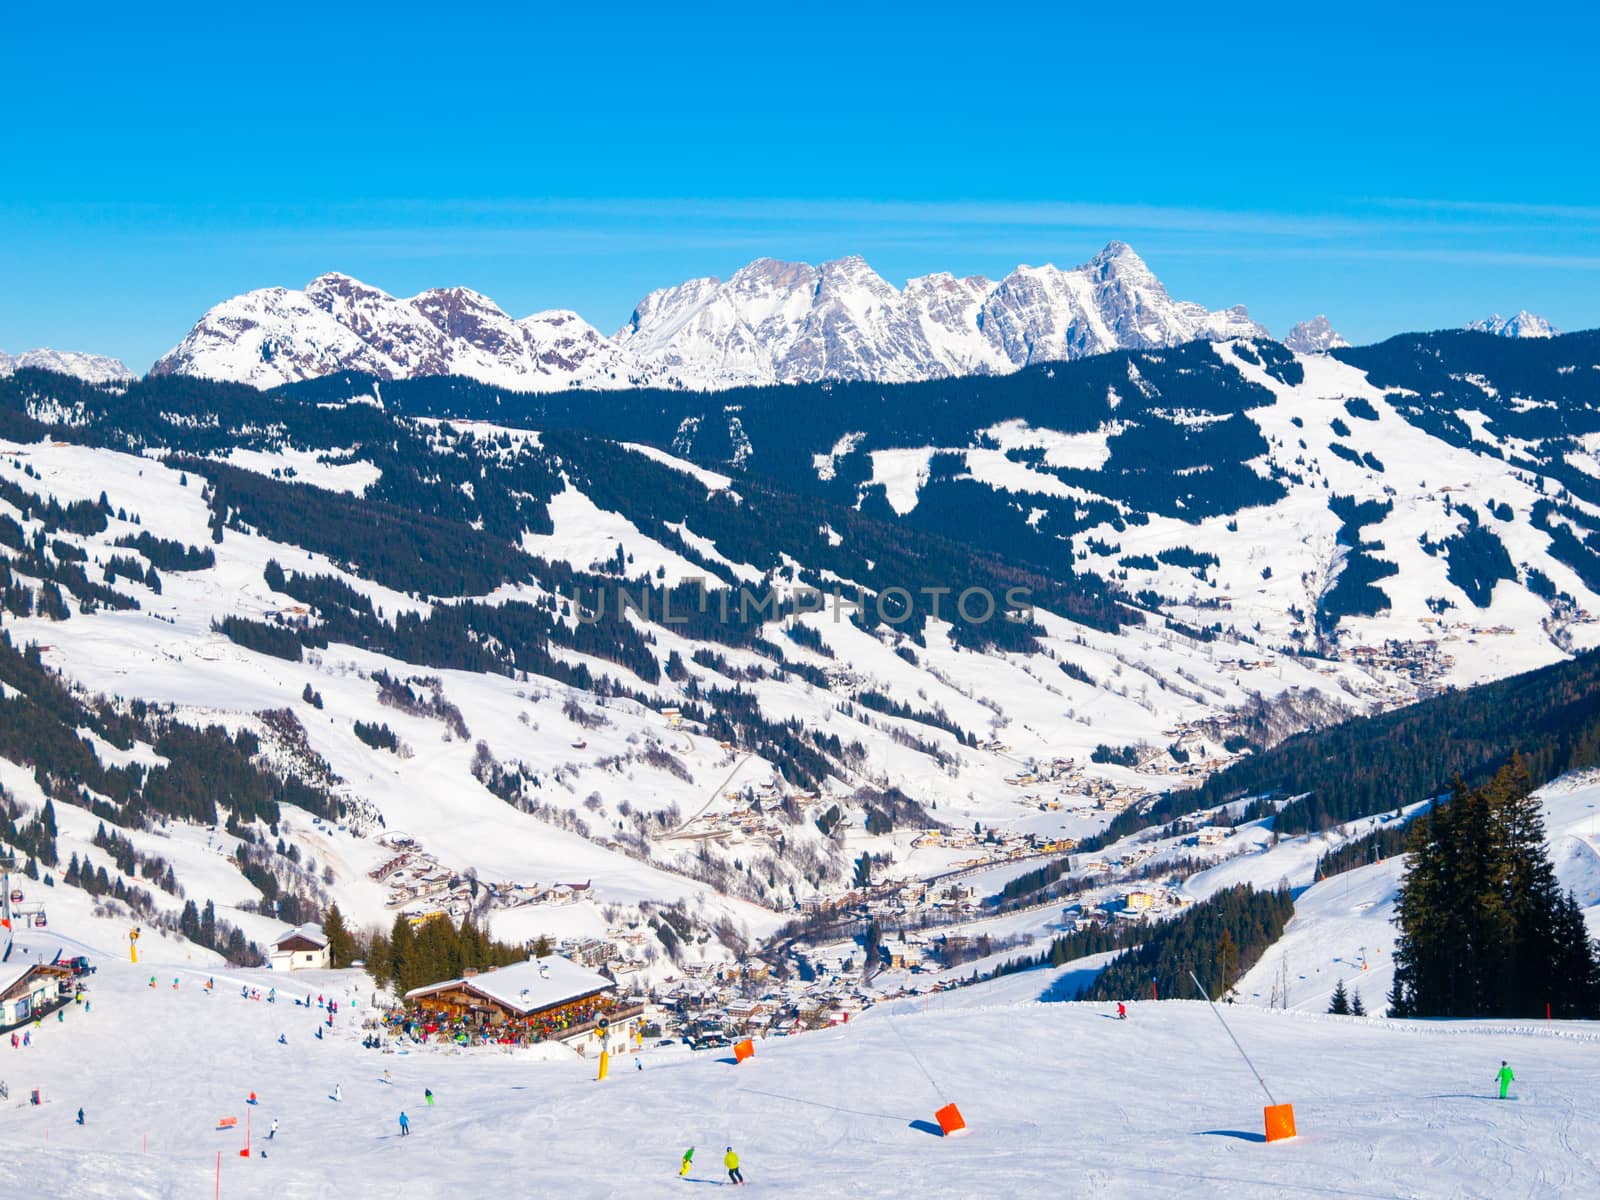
[[3, 1, 1598, 370]]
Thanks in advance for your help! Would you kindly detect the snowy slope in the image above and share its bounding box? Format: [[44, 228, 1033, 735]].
[[0, 429, 1378, 950], [5, 922, 1600, 1198]]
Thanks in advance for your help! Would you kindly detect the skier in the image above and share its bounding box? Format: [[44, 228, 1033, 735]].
[[724, 1146, 744, 1185], [635, 1057, 643, 1071], [76, 1107, 84, 1125], [383, 1069, 393, 1084], [679, 1147, 694, 1177], [1117, 1002, 1126, 1020], [269, 1119, 279, 1140], [1496, 1060, 1515, 1100], [399, 1111, 410, 1137], [424, 1088, 434, 1106], [332, 1084, 342, 1102], [278, 1034, 287, 1045], [316, 1027, 323, 1040]]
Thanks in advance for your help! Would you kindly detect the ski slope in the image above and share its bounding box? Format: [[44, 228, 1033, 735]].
[[4, 926, 1600, 1199]]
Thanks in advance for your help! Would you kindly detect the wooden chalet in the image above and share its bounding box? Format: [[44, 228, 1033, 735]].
[[404, 954, 638, 1041]]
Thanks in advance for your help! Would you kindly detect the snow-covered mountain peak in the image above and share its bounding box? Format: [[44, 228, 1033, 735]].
[[1466, 310, 1559, 338], [1284, 315, 1350, 354], [1087, 238, 1154, 277]]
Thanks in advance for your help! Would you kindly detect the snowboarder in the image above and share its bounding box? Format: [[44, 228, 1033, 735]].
[[1496, 1061, 1515, 1100], [724, 1146, 744, 1185], [1117, 1002, 1126, 1020], [269, 1119, 278, 1140], [424, 1088, 434, 1106], [332, 1084, 342, 1102], [278, 1034, 287, 1045], [383, 1069, 392, 1084], [679, 1147, 694, 1177], [76, 1107, 84, 1125], [399, 1111, 410, 1137]]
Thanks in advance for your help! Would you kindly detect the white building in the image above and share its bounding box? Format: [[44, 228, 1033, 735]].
[[268, 923, 330, 972]]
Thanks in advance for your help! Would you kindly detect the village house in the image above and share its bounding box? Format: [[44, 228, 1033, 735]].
[[268, 923, 330, 972]]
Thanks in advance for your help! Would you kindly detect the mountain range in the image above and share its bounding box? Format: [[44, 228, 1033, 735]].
[[4, 244, 1565, 392], [151, 242, 1277, 391], [0, 346, 132, 384]]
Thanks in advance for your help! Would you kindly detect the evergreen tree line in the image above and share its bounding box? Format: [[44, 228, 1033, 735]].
[[1313, 817, 1414, 882], [365, 911, 534, 997], [1390, 756, 1600, 1018], [1078, 884, 1295, 1003]]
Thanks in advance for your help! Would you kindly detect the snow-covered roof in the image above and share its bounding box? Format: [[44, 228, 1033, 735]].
[[405, 954, 613, 1016], [0, 962, 34, 997], [269, 923, 327, 950], [0, 960, 65, 997]]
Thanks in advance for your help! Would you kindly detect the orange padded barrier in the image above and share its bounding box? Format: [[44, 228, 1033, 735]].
[[1264, 1103, 1297, 1142], [734, 1039, 755, 1062], [935, 1103, 967, 1136]]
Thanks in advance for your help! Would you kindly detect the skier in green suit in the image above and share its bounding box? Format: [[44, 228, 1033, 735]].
[[1496, 1061, 1514, 1100]]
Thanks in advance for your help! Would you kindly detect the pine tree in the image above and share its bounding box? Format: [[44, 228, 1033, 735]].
[[532, 934, 552, 959], [323, 903, 353, 969], [180, 899, 199, 941], [1392, 757, 1600, 1018], [388, 914, 416, 994], [1328, 978, 1350, 1015], [1350, 990, 1366, 1017]]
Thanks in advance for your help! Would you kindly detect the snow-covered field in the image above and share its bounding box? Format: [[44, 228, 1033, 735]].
[[5, 923, 1600, 1199]]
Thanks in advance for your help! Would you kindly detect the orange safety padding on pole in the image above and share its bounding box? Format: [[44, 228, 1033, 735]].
[[217, 1117, 238, 1129], [1264, 1103, 1297, 1142], [935, 1103, 967, 1136], [734, 1039, 755, 1063]]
